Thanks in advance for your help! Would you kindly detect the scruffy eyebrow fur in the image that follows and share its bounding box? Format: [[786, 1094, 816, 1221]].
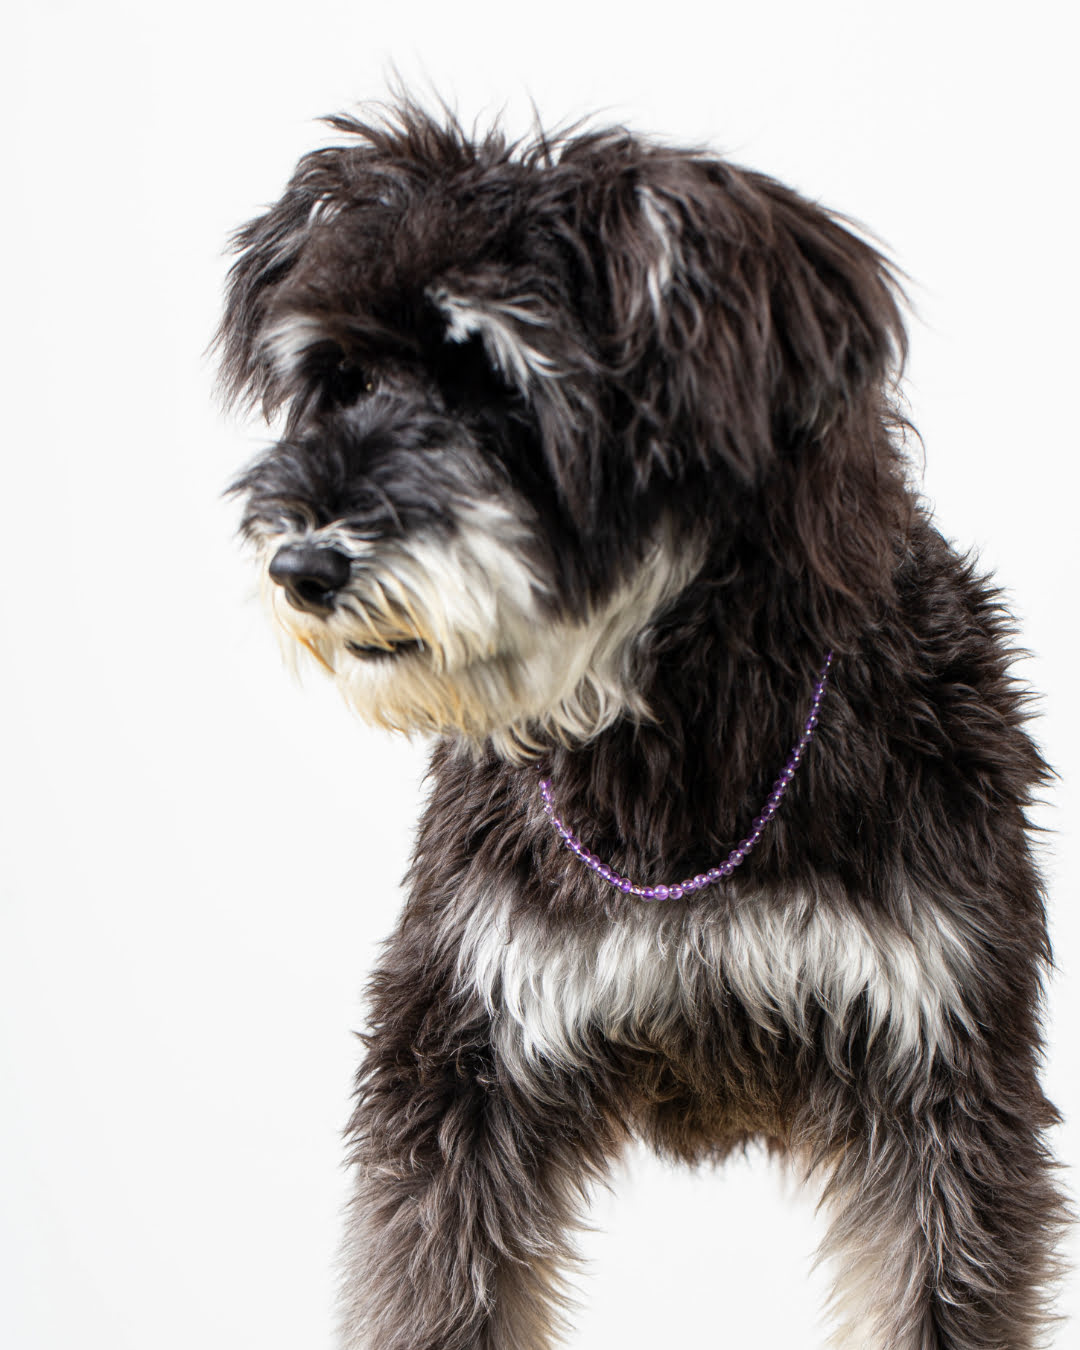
[[429, 288, 564, 390]]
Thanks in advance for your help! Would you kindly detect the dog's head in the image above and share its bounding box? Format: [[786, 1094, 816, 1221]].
[[219, 103, 907, 757]]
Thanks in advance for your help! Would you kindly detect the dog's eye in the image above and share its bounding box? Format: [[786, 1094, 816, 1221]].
[[298, 343, 375, 409], [324, 353, 375, 407]]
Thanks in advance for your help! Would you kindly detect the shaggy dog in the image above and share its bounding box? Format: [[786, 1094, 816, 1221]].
[[218, 103, 1064, 1349]]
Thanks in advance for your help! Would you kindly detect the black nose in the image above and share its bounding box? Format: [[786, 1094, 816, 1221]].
[[268, 544, 352, 614]]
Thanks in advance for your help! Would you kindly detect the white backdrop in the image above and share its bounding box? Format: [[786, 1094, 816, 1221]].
[[3, 2, 1077, 1346]]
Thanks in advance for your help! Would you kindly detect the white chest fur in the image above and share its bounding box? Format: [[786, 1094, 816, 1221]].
[[456, 885, 975, 1082]]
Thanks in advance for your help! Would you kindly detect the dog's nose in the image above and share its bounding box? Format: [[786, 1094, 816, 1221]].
[[268, 543, 352, 613]]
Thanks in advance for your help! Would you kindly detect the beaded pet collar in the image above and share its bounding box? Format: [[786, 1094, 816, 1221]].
[[538, 652, 833, 901]]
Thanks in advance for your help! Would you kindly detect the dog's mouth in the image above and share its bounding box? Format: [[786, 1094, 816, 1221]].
[[345, 637, 424, 660]]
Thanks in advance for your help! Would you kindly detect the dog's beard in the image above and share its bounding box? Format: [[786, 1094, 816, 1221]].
[[256, 505, 703, 758]]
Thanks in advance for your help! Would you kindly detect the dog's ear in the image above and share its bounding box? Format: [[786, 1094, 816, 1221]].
[[748, 171, 908, 437], [586, 154, 906, 479], [743, 172, 913, 607], [215, 148, 350, 416], [580, 151, 909, 604]]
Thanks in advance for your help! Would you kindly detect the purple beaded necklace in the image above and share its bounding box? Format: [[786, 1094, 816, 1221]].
[[538, 652, 833, 901]]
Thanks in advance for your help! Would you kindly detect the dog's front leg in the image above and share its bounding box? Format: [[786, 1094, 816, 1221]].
[[337, 913, 623, 1350], [814, 1029, 1064, 1349]]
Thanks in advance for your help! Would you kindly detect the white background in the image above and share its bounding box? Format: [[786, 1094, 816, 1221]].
[[3, 2, 1078, 1346]]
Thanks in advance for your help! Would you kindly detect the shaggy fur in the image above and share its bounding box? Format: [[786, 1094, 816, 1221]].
[[219, 102, 1065, 1349]]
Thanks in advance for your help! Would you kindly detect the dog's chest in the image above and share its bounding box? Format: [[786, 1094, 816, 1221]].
[[453, 884, 973, 1079]]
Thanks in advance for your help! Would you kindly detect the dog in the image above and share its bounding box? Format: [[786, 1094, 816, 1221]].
[[218, 102, 1065, 1349]]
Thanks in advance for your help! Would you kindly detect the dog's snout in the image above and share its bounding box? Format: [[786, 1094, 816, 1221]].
[[269, 543, 352, 613]]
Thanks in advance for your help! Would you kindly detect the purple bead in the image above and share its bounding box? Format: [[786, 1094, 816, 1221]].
[[669, 885, 684, 900], [707, 868, 722, 882], [731, 848, 745, 863], [654, 885, 670, 901], [694, 874, 707, 888], [641, 887, 656, 900], [599, 865, 614, 881], [617, 878, 632, 893], [720, 861, 735, 876]]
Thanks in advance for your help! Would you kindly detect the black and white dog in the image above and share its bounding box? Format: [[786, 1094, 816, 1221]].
[[219, 103, 1064, 1349]]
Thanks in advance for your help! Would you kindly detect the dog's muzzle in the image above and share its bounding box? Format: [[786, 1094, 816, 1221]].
[[268, 542, 351, 614]]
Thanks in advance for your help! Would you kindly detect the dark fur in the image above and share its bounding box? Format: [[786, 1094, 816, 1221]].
[[220, 103, 1065, 1348]]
